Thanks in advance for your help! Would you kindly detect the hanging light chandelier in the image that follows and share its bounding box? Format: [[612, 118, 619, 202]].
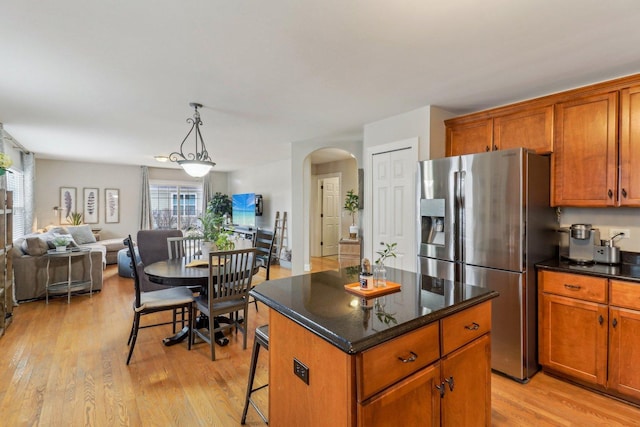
[[170, 102, 216, 177]]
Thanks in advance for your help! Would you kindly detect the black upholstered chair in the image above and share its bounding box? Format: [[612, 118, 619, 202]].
[[124, 235, 194, 365]]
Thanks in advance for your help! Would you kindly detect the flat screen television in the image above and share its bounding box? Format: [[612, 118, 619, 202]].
[[232, 193, 256, 228]]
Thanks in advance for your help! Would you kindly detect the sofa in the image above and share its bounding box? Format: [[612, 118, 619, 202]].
[[10, 225, 126, 302]]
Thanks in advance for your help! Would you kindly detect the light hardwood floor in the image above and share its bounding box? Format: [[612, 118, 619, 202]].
[[1, 257, 639, 426]]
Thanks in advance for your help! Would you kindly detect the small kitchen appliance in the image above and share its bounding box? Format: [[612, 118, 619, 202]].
[[568, 224, 599, 264], [594, 232, 624, 265]]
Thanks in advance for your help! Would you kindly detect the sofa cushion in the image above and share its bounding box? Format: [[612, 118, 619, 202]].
[[25, 237, 49, 256], [67, 225, 97, 245]]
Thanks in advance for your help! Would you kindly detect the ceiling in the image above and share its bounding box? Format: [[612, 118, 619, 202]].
[[2, 1, 640, 172]]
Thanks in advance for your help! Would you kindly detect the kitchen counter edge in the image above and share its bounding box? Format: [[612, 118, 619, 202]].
[[250, 287, 498, 354]]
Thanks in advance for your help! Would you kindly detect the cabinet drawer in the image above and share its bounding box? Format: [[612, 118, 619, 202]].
[[356, 321, 440, 401], [441, 301, 491, 355], [540, 270, 607, 303], [610, 279, 640, 310]]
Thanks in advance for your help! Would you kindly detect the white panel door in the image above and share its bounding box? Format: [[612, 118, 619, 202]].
[[372, 148, 415, 272], [322, 177, 340, 256]]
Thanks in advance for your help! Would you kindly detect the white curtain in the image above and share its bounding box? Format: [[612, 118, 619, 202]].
[[139, 166, 152, 230], [22, 152, 35, 232], [202, 175, 211, 214]]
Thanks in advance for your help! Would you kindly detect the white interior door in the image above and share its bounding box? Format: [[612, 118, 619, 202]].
[[321, 176, 340, 256], [372, 147, 416, 272]]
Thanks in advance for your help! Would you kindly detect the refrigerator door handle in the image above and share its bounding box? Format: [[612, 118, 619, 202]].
[[454, 170, 465, 284]]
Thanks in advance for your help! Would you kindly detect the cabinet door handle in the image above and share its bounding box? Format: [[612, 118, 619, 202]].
[[608, 189, 613, 199], [397, 351, 418, 363], [613, 318, 618, 328], [563, 284, 581, 291], [464, 322, 480, 331], [435, 382, 446, 398], [444, 376, 455, 391], [493, 144, 498, 151], [598, 315, 604, 325], [622, 188, 628, 198], [485, 145, 490, 152]]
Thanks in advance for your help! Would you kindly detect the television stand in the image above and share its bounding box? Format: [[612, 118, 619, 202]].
[[226, 226, 256, 242]]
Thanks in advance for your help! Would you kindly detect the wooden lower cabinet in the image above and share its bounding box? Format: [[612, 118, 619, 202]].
[[359, 335, 491, 427], [539, 293, 608, 385], [440, 334, 491, 427], [539, 270, 640, 404], [270, 301, 492, 426], [359, 362, 441, 427]]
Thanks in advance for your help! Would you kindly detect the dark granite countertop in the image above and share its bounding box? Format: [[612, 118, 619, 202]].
[[250, 267, 498, 354], [537, 254, 640, 284]]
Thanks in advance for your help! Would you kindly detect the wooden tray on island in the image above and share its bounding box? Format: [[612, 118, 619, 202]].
[[344, 281, 401, 298]]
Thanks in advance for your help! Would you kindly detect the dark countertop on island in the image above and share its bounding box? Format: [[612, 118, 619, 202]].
[[537, 255, 640, 284], [250, 266, 498, 354]]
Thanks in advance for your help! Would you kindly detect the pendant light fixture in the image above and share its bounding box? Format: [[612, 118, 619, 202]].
[[170, 102, 216, 177]]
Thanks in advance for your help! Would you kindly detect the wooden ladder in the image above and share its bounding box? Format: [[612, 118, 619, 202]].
[[273, 211, 288, 262]]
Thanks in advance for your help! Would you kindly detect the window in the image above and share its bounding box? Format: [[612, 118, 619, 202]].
[[149, 182, 203, 231], [6, 168, 25, 239]]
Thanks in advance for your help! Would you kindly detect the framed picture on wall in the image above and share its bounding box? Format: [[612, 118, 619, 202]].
[[83, 187, 99, 224], [59, 187, 77, 224], [105, 188, 120, 223]]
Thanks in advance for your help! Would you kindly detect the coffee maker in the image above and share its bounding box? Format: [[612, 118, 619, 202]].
[[568, 224, 599, 264]]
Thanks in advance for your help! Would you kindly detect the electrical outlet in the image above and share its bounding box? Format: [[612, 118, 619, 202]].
[[293, 358, 309, 385], [610, 228, 630, 239]]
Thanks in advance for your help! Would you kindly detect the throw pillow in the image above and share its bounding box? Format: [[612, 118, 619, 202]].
[[67, 225, 96, 245], [25, 237, 49, 256]]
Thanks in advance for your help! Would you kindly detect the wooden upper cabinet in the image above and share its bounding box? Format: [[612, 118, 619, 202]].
[[446, 119, 493, 156], [619, 86, 640, 207], [552, 91, 618, 207], [493, 105, 553, 154]]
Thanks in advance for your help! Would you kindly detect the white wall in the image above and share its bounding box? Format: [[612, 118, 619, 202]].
[[34, 159, 229, 240], [227, 157, 292, 236], [361, 105, 453, 261], [363, 105, 453, 160], [35, 159, 141, 239]]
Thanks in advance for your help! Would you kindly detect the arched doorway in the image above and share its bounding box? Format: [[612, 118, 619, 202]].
[[308, 148, 358, 263]]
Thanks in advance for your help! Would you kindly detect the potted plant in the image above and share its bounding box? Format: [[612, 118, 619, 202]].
[[199, 208, 235, 253], [52, 236, 70, 252], [344, 189, 359, 239], [67, 212, 83, 225]]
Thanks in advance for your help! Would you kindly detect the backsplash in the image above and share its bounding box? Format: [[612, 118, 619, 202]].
[[559, 207, 640, 252]]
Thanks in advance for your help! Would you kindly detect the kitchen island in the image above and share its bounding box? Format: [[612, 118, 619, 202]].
[[250, 266, 498, 426]]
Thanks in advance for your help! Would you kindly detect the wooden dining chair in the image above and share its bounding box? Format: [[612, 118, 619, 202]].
[[253, 228, 276, 280], [191, 247, 257, 360], [124, 235, 195, 365], [167, 236, 204, 260]]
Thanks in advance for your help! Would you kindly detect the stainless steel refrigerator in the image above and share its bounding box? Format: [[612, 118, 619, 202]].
[[417, 147, 556, 382]]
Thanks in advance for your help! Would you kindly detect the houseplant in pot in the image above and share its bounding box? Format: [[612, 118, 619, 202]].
[[52, 236, 70, 252], [199, 208, 235, 254], [344, 189, 359, 239]]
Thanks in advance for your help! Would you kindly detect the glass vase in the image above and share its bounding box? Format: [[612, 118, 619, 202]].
[[374, 264, 387, 288]]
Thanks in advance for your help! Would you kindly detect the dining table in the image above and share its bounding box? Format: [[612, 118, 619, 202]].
[[144, 256, 259, 347], [144, 257, 230, 347]]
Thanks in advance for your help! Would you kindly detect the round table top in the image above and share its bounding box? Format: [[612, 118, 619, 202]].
[[144, 257, 210, 286], [46, 248, 91, 257]]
